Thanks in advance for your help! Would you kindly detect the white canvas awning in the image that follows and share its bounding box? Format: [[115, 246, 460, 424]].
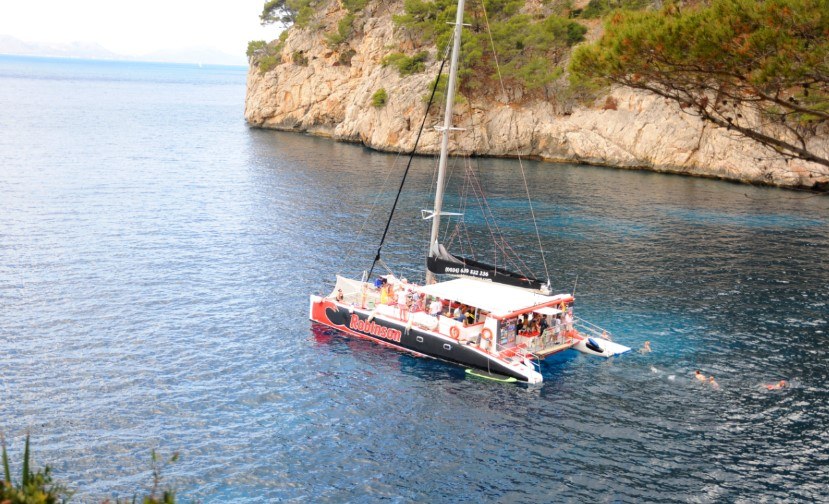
[[416, 278, 569, 318], [534, 306, 564, 316]]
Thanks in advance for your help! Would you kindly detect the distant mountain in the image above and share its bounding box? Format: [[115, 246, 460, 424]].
[[0, 35, 118, 60], [0, 35, 246, 66]]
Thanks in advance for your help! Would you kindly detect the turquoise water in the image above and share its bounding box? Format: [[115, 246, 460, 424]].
[[1, 55, 828, 502]]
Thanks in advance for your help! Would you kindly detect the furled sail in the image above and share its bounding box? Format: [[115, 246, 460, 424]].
[[427, 244, 543, 290]]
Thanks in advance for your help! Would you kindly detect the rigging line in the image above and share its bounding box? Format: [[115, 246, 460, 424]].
[[467, 168, 535, 276], [341, 148, 406, 268], [461, 104, 535, 277], [441, 154, 462, 242], [466, 166, 506, 269], [464, 90, 504, 269], [367, 52, 450, 280], [480, 1, 551, 285]]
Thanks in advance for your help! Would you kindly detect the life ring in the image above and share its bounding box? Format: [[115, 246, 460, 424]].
[[449, 326, 460, 339], [481, 328, 493, 342]]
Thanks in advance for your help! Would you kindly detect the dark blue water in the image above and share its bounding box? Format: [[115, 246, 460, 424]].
[[1, 55, 828, 502]]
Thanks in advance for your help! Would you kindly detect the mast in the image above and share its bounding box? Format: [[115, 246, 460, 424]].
[[426, 0, 466, 284]]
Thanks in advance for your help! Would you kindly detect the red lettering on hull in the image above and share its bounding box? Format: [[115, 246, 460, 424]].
[[349, 314, 402, 343]]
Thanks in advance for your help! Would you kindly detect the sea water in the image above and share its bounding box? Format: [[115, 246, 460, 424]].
[[1, 55, 827, 502]]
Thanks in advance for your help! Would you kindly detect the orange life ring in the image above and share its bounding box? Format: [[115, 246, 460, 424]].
[[449, 326, 460, 339], [481, 328, 493, 341]]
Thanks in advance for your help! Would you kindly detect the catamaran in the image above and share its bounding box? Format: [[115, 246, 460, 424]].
[[309, 0, 629, 383]]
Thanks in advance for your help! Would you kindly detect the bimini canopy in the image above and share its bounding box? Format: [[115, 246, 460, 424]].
[[417, 278, 570, 318]]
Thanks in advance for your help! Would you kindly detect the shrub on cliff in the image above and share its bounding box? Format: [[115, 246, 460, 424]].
[[580, 0, 655, 19], [382, 51, 430, 75], [371, 88, 388, 107], [247, 40, 268, 58], [292, 51, 309, 66], [260, 0, 320, 28]]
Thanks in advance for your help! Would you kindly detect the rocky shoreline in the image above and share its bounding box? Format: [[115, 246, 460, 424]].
[[245, 0, 828, 191]]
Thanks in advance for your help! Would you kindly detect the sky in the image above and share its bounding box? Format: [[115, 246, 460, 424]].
[[0, 0, 281, 60]]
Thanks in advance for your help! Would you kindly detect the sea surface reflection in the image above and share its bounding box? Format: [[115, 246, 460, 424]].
[[1, 55, 827, 502]]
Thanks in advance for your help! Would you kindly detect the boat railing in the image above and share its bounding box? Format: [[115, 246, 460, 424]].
[[574, 317, 612, 339]]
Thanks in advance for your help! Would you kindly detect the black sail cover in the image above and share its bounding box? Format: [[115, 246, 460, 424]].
[[427, 244, 543, 290]]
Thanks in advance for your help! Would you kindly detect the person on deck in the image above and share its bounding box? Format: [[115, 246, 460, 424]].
[[397, 287, 408, 319], [336, 289, 344, 302], [539, 315, 549, 334], [464, 307, 475, 325], [429, 297, 442, 318], [412, 293, 423, 313]]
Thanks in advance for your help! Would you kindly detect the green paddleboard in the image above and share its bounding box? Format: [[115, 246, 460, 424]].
[[465, 368, 518, 383]]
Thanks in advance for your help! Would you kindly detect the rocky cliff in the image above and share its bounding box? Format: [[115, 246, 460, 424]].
[[244, 0, 828, 190]]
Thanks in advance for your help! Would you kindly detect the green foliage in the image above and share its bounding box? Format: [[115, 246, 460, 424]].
[[327, 12, 356, 46], [253, 34, 287, 74], [247, 40, 268, 58], [343, 0, 368, 11], [371, 88, 388, 107], [394, 0, 587, 94], [1, 435, 185, 504], [325, 0, 369, 48], [422, 74, 467, 106], [1, 434, 73, 503], [292, 51, 309, 66], [580, 0, 654, 19], [142, 449, 179, 504], [393, 0, 457, 52], [382, 51, 430, 75], [424, 74, 449, 105], [260, 0, 319, 28], [570, 0, 829, 168]]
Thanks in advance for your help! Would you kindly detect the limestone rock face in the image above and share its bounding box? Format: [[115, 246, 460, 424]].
[[245, 1, 828, 190]]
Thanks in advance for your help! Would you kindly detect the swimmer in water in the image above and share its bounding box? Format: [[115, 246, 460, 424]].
[[640, 341, 652, 354], [766, 380, 788, 390], [708, 376, 719, 390], [694, 370, 706, 382]]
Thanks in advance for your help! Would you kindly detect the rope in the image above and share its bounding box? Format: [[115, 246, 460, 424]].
[[367, 52, 450, 280], [480, 1, 551, 286]]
